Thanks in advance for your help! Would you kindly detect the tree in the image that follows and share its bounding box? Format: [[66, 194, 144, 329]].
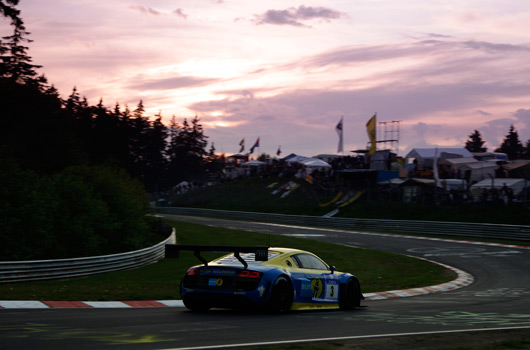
[[205, 143, 225, 176], [0, 2, 41, 83], [0, 1, 22, 28], [167, 116, 209, 184], [523, 139, 530, 159], [142, 112, 168, 192], [464, 130, 487, 153], [495, 125, 524, 159]]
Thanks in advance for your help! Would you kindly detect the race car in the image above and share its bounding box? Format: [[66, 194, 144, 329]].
[[165, 244, 363, 312]]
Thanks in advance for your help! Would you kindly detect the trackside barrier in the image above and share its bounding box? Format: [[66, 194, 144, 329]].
[[155, 207, 530, 242], [0, 229, 175, 283]]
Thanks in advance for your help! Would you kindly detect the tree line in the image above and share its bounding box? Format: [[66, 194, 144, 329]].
[[2, 1, 217, 259], [1, 1, 222, 192], [1, 79, 223, 192], [465, 127, 530, 159]]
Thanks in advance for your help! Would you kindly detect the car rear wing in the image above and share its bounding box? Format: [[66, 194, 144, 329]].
[[165, 244, 269, 268]]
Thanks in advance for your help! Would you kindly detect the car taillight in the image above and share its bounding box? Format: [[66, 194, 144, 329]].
[[238, 270, 261, 278], [185, 268, 199, 276]]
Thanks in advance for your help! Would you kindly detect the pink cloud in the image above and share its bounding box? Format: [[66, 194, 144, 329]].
[[254, 5, 346, 27], [129, 6, 162, 16]]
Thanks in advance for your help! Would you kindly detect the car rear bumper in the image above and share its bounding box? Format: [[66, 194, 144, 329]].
[[181, 280, 272, 310]]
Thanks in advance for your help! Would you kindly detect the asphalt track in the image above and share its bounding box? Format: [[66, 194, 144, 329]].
[[1, 214, 530, 350]]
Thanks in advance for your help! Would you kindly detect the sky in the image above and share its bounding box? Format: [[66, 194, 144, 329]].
[[7, 0, 530, 157]]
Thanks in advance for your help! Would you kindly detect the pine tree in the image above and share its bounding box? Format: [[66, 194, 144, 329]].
[[166, 116, 209, 184], [142, 112, 168, 191], [464, 130, 487, 152], [495, 125, 524, 159], [0, 5, 41, 83], [0, 1, 22, 27], [523, 139, 530, 159], [205, 143, 225, 176]]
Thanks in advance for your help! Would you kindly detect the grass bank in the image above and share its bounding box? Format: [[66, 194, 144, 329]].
[[169, 177, 530, 225], [0, 220, 454, 301]]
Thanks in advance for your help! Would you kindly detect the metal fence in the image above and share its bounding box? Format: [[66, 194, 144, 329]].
[[0, 230, 175, 283], [155, 207, 530, 242]]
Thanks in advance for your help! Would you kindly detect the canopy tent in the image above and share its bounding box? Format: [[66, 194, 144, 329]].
[[438, 157, 497, 183], [285, 155, 311, 164], [459, 162, 497, 183], [377, 178, 407, 186], [503, 160, 530, 178], [300, 158, 331, 168], [438, 157, 479, 169], [405, 148, 473, 168], [470, 178, 528, 201], [440, 179, 467, 190], [377, 178, 467, 190], [281, 153, 300, 161], [242, 160, 266, 166]]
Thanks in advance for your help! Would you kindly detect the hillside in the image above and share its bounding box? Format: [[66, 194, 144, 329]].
[[168, 177, 530, 225]]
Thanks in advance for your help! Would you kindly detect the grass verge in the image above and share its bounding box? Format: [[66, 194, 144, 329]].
[[0, 220, 455, 301]]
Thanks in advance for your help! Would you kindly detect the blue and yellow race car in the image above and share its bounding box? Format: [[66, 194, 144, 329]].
[[165, 245, 363, 312]]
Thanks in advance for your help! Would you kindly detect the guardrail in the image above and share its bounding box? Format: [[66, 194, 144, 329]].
[[0, 229, 175, 283], [155, 207, 530, 242]]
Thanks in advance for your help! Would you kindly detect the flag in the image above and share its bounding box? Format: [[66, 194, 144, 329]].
[[239, 139, 245, 153], [305, 174, 314, 184], [335, 116, 343, 153], [366, 114, 376, 155], [249, 137, 260, 154], [433, 147, 440, 187], [277, 145, 281, 156]]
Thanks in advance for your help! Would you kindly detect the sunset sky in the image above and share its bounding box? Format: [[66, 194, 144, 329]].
[[9, 0, 530, 157]]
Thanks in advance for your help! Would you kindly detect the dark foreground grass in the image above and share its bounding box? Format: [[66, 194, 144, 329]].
[[0, 220, 455, 301]]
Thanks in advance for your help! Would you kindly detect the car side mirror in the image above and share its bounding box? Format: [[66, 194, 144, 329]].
[[330, 265, 336, 274]]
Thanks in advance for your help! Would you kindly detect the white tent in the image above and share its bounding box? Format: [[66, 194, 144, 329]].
[[440, 179, 467, 190], [300, 158, 331, 168], [243, 160, 266, 166], [470, 178, 528, 201], [285, 155, 311, 164], [405, 148, 473, 168], [439, 157, 479, 169], [377, 178, 406, 185], [438, 157, 497, 183], [460, 162, 498, 183]]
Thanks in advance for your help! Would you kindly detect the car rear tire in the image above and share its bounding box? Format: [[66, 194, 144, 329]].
[[339, 277, 361, 310], [268, 276, 293, 313], [183, 297, 211, 312]]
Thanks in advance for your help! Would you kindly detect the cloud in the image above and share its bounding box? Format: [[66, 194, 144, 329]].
[[254, 5, 346, 27], [129, 76, 219, 91], [129, 5, 189, 18], [173, 8, 188, 19], [476, 110, 492, 116], [129, 6, 162, 16], [513, 108, 530, 136], [420, 39, 530, 53], [513, 108, 530, 120], [297, 39, 530, 71], [427, 33, 453, 39]]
